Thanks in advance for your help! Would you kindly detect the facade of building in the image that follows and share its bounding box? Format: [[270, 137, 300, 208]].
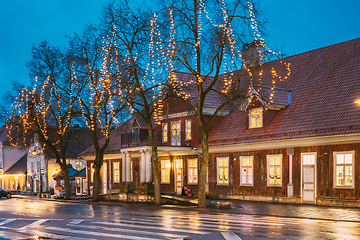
[[0, 124, 28, 191], [80, 38, 360, 206]]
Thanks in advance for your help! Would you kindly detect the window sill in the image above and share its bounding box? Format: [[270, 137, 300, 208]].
[[333, 186, 354, 189], [217, 184, 229, 186], [240, 184, 254, 187], [266, 185, 282, 187]]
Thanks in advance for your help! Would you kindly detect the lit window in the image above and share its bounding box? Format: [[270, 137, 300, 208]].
[[130, 160, 133, 182], [113, 162, 120, 183], [132, 128, 139, 143], [240, 156, 253, 186], [162, 123, 168, 142], [161, 160, 171, 183], [188, 159, 198, 184], [267, 155, 282, 186], [75, 160, 85, 171], [171, 121, 181, 146], [217, 157, 229, 185], [185, 120, 191, 140], [249, 107, 263, 128], [334, 151, 354, 188], [90, 163, 94, 182]]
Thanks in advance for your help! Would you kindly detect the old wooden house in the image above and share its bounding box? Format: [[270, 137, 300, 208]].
[[80, 37, 360, 206]]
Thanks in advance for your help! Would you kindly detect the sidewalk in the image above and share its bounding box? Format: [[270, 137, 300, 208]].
[[12, 194, 360, 222]]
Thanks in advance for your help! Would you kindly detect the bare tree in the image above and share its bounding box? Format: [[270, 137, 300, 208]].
[[69, 25, 127, 202], [7, 41, 78, 200], [101, 1, 172, 205], [161, 0, 290, 207]]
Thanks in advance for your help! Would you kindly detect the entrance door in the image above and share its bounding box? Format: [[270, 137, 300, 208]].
[[171, 121, 181, 146], [76, 178, 81, 195], [302, 153, 316, 203], [174, 159, 183, 195], [102, 163, 107, 194], [82, 178, 87, 195]]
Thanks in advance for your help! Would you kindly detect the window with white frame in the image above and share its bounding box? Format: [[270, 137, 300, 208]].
[[185, 120, 191, 140], [113, 162, 120, 183], [240, 156, 253, 186], [162, 123, 168, 142], [75, 160, 85, 171], [249, 107, 263, 128], [334, 151, 355, 188], [90, 163, 94, 182], [267, 155, 282, 186], [130, 160, 133, 182], [188, 159, 198, 184], [217, 157, 229, 185], [161, 160, 171, 183]]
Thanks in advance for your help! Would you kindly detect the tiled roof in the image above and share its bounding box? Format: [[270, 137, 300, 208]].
[[208, 38, 360, 146], [4, 154, 27, 174], [44, 127, 101, 159], [172, 71, 234, 113]]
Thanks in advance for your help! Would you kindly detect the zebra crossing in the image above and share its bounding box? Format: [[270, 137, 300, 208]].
[[0, 213, 299, 240]]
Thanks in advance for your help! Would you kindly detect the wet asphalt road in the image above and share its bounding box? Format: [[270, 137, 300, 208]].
[[0, 197, 360, 239]]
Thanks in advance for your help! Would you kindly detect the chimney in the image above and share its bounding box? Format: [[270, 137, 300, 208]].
[[242, 40, 265, 68]]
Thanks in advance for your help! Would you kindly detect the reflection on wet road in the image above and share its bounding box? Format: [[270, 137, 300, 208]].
[[0, 198, 360, 239]]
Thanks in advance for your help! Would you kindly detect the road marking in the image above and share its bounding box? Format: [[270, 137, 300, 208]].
[[20, 219, 48, 229], [70, 219, 84, 225], [45, 226, 162, 240], [67, 223, 188, 239], [0, 219, 16, 226], [151, 214, 284, 226], [19, 229, 96, 240], [221, 231, 242, 240], [0, 232, 26, 240], [94, 221, 209, 234]]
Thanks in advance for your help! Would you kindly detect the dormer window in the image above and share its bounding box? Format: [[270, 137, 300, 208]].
[[249, 107, 263, 128]]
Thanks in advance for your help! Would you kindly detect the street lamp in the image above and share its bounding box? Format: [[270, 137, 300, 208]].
[[355, 98, 360, 106], [32, 148, 43, 198]]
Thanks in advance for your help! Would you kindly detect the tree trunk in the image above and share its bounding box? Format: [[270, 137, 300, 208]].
[[92, 164, 101, 202], [62, 167, 71, 200], [198, 129, 209, 208], [147, 122, 161, 205]]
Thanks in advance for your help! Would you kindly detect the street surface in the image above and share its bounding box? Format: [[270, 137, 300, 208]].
[[0, 197, 360, 239]]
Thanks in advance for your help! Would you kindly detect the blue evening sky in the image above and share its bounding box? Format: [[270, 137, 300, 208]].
[[1, 0, 359, 101]]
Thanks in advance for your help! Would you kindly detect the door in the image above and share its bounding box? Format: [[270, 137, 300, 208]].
[[102, 163, 107, 194], [302, 153, 316, 203], [174, 159, 183, 195], [171, 121, 181, 146], [82, 178, 87, 195], [76, 178, 81, 195]]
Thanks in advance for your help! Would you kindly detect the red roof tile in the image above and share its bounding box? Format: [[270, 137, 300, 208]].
[[208, 38, 360, 146]]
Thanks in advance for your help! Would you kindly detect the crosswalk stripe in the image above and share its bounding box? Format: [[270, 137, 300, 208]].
[[0, 232, 26, 240], [19, 229, 96, 240], [0, 219, 16, 226], [20, 219, 48, 230], [154, 214, 284, 226], [94, 221, 210, 235], [70, 220, 84, 225], [221, 231, 242, 240], [149, 215, 283, 227], [67, 223, 189, 238], [45, 226, 162, 240]]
